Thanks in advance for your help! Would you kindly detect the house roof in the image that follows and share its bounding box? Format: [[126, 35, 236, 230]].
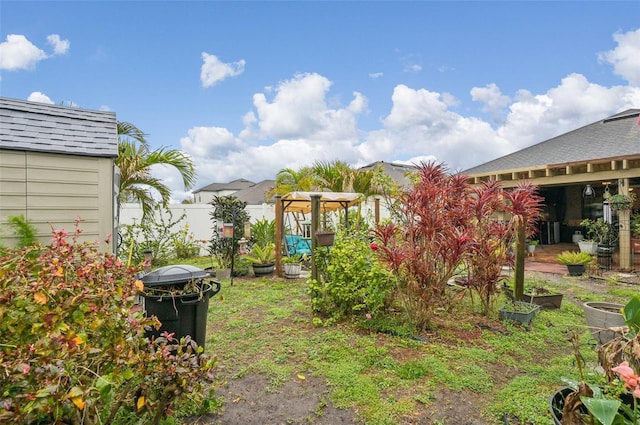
[[0, 97, 118, 158], [464, 109, 640, 176], [193, 178, 255, 194], [359, 160, 417, 188], [232, 179, 276, 205]]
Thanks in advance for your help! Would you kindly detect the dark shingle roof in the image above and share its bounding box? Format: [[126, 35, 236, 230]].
[[359, 160, 417, 188], [193, 178, 256, 194], [0, 97, 118, 157], [233, 180, 276, 205], [464, 109, 640, 175]]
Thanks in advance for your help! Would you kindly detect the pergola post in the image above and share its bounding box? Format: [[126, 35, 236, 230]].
[[618, 178, 631, 270], [275, 195, 283, 277], [311, 194, 321, 281]]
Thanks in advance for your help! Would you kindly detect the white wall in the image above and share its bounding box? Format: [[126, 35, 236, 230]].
[[119, 198, 392, 255]]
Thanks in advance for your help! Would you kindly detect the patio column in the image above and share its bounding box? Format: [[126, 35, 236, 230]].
[[618, 178, 631, 270], [311, 194, 321, 281]]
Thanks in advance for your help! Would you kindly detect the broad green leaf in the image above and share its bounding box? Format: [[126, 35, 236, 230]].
[[582, 397, 621, 425]]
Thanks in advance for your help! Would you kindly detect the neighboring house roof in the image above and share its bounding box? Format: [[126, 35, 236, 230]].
[[464, 109, 640, 176], [232, 179, 276, 205], [0, 97, 118, 157], [359, 160, 417, 188], [193, 178, 255, 194]]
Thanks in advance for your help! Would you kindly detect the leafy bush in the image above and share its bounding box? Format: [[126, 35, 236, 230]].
[[118, 206, 190, 266], [250, 218, 275, 248], [309, 230, 394, 326], [0, 224, 216, 424], [6, 214, 39, 247], [209, 196, 250, 270]]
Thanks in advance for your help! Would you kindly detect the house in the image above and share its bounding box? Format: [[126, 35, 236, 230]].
[[464, 108, 640, 269], [192, 178, 255, 203], [0, 97, 118, 252]]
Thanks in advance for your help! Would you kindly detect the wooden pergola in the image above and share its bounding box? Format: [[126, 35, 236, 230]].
[[275, 192, 363, 279]]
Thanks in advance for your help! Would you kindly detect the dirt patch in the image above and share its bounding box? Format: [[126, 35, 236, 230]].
[[189, 374, 358, 425]]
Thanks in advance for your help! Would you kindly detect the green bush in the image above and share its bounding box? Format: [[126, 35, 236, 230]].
[[309, 230, 394, 326], [0, 225, 216, 424]]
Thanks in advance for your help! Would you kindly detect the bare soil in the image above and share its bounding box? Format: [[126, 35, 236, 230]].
[[187, 270, 639, 425]]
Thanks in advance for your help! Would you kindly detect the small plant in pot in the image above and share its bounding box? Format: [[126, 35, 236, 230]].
[[245, 242, 276, 276], [557, 250, 593, 276], [527, 239, 539, 256], [498, 300, 540, 327], [522, 280, 563, 309], [282, 253, 306, 278]]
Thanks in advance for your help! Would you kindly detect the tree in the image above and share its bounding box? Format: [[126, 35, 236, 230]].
[[266, 166, 315, 199], [116, 121, 196, 218]]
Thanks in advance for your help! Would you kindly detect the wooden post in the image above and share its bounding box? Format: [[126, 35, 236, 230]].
[[311, 194, 321, 281], [275, 195, 283, 277], [374, 197, 380, 225]]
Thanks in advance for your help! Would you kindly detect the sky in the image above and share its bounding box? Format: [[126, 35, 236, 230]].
[[2, 1, 640, 202]]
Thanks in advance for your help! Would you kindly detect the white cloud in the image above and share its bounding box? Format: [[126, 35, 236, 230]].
[[165, 28, 640, 202], [0, 35, 47, 70], [246, 73, 364, 141], [47, 34, 70, 55], [0, 34, 69, 71], [470, 83, 511, 124], [200, 52, 245, 88], [27, 92, 54, 104], [598, 28, 640, 86], [369, 72, 384, 79]]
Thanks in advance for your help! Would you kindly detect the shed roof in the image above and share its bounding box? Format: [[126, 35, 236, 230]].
[[464, 109, 640, 176], [0, 97, 118, 157], [280, 191, 363, 213]]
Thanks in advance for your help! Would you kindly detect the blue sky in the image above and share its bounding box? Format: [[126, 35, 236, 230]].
[[2, 1, 640, 202]]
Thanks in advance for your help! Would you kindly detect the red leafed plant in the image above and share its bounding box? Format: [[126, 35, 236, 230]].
[[372, 162, 475, 330], [372, 163, 544, 329]]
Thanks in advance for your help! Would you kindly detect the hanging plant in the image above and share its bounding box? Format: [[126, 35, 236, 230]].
[[609, 193, 635, 211]]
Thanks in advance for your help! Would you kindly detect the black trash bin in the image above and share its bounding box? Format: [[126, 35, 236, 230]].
[[141, 265, 221, 348]]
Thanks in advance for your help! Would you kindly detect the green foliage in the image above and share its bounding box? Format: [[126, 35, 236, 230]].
[[209, 196, 250, 270], [118, 206, 188, 267], [244, 242, 275, 264], [0, 225, 216, 424], [6, 214, 39, 247], [308, 230, 394, 325], [580, 218, 618, 245], [172, 223, 204, 259], [251, 218, 275, 248], [557, 250, 593, 265]]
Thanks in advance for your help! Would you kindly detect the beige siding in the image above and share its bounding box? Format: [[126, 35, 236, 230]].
[[0, 150, 113, 250]]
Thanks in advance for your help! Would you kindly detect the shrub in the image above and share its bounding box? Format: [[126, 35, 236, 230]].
[[0, 223, 216, 424], [309, 230, 394, 326]]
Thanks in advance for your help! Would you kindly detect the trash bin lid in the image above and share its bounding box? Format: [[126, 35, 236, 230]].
[[141, 264, 209, 287]]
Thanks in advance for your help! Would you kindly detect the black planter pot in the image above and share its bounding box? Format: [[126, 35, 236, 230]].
[[498, 302, 540, 327], [550, 386, 635, 424], [523, 293, 563, 309], [566, 264, 586, 276], [252, 262, 275, 276]]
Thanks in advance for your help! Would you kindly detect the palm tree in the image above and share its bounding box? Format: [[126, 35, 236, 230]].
[[116, 121, 196, 218], [266, 166, 315, 200]]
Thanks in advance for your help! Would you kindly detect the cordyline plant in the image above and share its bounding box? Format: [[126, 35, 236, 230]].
[[0, 222, 216, 424], [463, 180, 543, 314], [372, 162, 543, 329], [372, 162, 475, 330]]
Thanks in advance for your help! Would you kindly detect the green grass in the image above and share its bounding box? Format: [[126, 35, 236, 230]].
[[188, 268, 635, 424]]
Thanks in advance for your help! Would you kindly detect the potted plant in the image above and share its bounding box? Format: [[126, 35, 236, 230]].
[[522, 281, 563, 309], [550, 297, 640, 424], [498, 301, 540, 327], [527, 239, 539, 256], [609, 192, 636, 211], [315, 229, 336, 247], [557, 250, 593, 276], [282, 253, 305, 278], [245, 242, 276, 276]]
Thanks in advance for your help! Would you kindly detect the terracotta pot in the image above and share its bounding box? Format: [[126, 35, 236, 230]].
[[315, 231, 335, 247]]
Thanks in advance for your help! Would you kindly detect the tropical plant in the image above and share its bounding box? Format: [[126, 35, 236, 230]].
[[581, 218, 618, 245], [209, 195, 250, 270], [372, 162, 475, 330], [244, 242, 275, 265], [250, 218, 275, 248], [557, 250, 593, 265], [309, 230, 394, 326], [116, 121, 196, 218], [266, 166, 315, 199], [0, 222, 216, 424]]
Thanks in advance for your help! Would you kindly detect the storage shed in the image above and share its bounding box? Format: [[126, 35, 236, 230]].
[[0, 97, 118, 252]]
